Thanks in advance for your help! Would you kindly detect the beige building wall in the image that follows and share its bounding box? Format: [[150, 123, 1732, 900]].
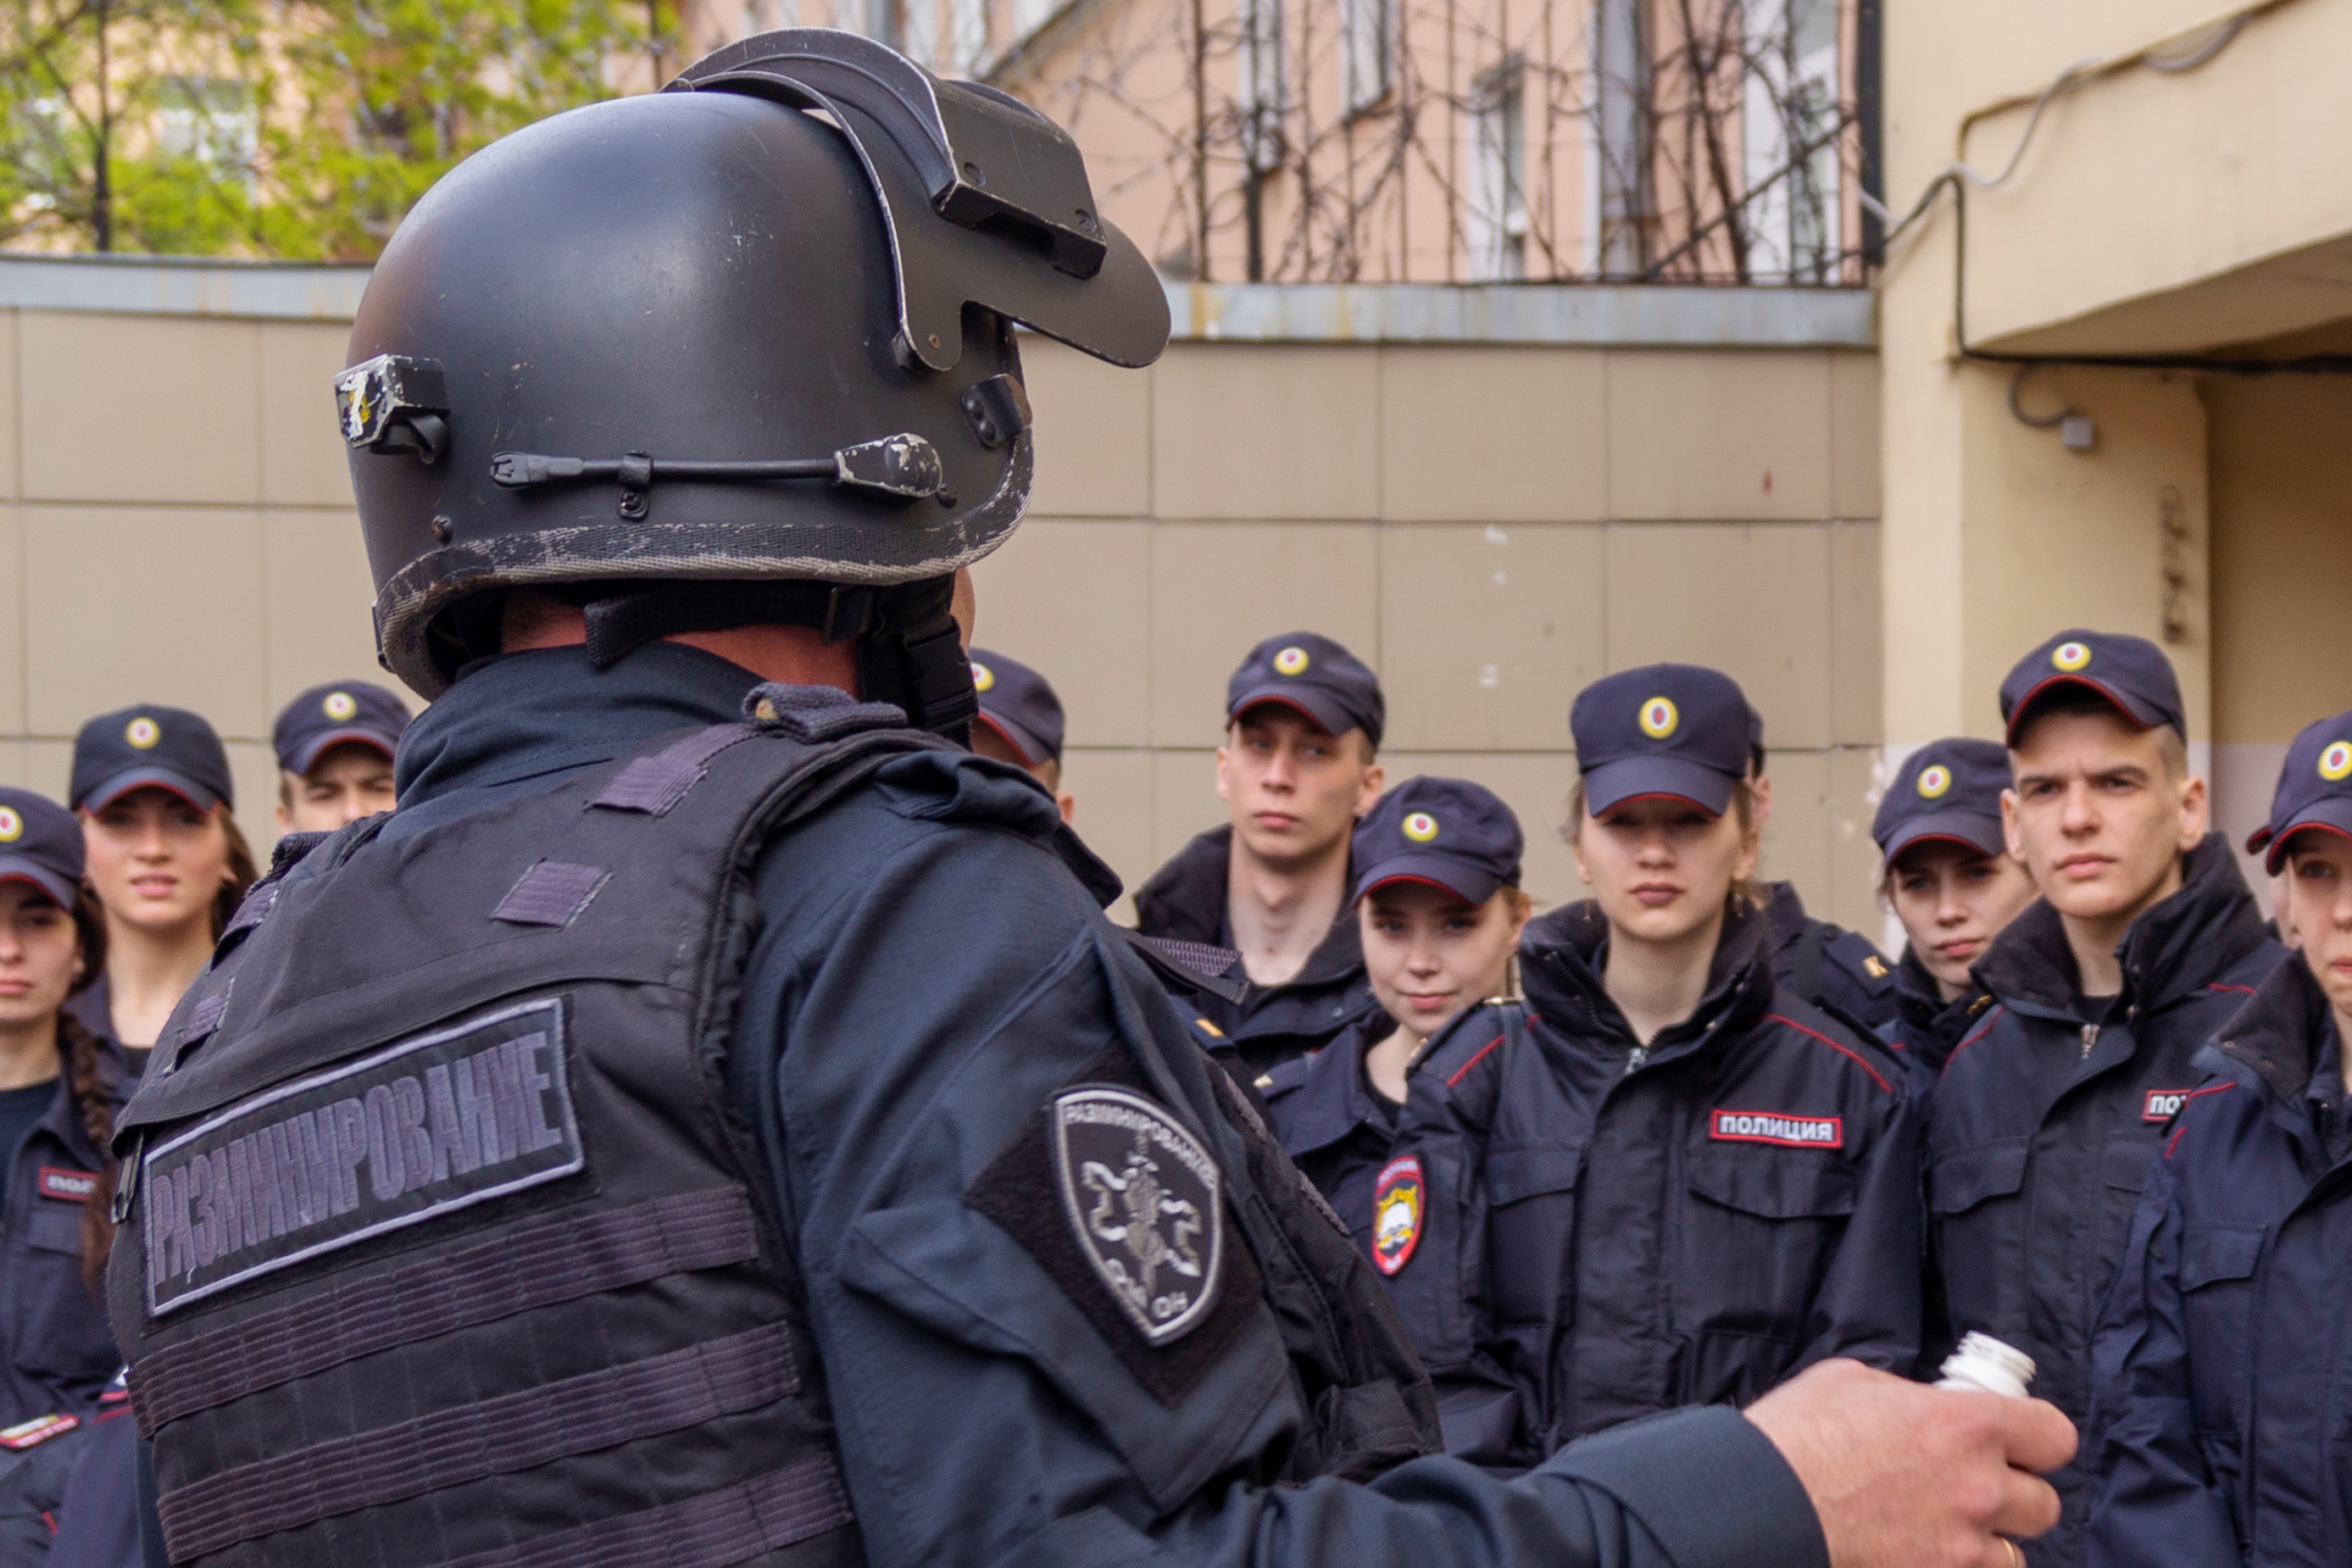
[[1878, 0, 2352, 912], [979, 286, 1885, 928], [0, 259, 1886, 935]]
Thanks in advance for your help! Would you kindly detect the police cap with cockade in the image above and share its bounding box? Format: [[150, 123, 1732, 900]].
[[2247, 708, 2352, 873], [70, 705, 235, 815], [0, 788, 86, 911], [1571, 664, 1751, 816], [969, 649, 1064, 767], [336, 31, 1169, 732], [1999, 630, 2186, 745], [273, 681, 411, 776], [1351, 776, 1523, 908], [1226, 633, 1385, 748], [1873, 737, 2011, 864]]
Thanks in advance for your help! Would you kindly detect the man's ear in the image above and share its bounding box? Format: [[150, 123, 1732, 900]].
[[1214, 743, 1234, 804], [2000, 787, 2026, 863], [1355, 760, 1385, 819], [1749, 771, 1774, 828], [2177, 773, 2210, 849]]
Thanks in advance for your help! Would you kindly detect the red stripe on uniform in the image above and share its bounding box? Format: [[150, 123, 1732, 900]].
[[2206, 982, 2255, 996], [1939, 1005, 2008, 1077], [1763, 1014, 1893, 1094], [1445, 1034, 1505, 1087], [2165, 1083, 2237, 1158]]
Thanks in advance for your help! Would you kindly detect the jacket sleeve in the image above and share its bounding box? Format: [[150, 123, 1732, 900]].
[[2082, 1154, 2240, 1568], [748, 792, 1831, 1568], [1794, 1083, 1924, 1378]]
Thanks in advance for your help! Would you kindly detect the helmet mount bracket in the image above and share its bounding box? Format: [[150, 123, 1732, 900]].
[[668, 30, 1169, 375]]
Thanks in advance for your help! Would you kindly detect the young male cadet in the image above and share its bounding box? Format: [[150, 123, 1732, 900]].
[[271, 681, 410, 833], [966, 648, 1075, 824], [1927, 629, 2284, 1567], [2087, 708, 2352, 1568], [1135, 631, 1387, 1076]]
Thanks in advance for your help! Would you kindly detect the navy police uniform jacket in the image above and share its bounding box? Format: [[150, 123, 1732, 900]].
[[1885, 948, 1999, 1090], [1387, 900, 1921, 1470], [0, 1045, 135, 1429], [1134, 826, 1383, 1077], [1927, 834, 2282, 1567], [1259, 1017, 1430, 1290], [1526, 882, 1896, 1037], [131, 644, 1834, 1568], [2087, 959, 2352, 1568]]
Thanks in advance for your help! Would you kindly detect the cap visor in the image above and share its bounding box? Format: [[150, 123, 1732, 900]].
[[1352, 857, 1505, 909], [286, 727, 398, 776], [2004, 676, 2168, 744], [973, 712, 1048, 768], [1229, 688, 1354, 738], [1581, 756, 1737, 817], [1880, 810, 2007, 864], [0, 863, 79, 909], [81, 767, 220, 815], [2263, 800, 2352, 873]]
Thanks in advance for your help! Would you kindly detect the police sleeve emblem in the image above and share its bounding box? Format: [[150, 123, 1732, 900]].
[[1371, 1156, 1424, 1276], [1051, 1087, 1220, 1344]]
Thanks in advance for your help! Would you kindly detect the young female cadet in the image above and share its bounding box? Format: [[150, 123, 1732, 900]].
[[2086, 708, 2352, 1568], [66, 706, 255, 1048], [1871, 738, 2040, 1079], [1260, 777, 1529, 1287], [0, 788, 132, 1429], [1387, 664, 1921, 1469]]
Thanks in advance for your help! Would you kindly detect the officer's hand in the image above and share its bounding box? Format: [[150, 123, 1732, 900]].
[[1744, 1358, 2077, 1568]]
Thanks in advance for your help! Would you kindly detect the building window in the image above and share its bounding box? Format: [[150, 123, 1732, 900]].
[[1742, 0, 1840, 282], [1239, 0, 1284, 171], [1465, 62, 1526, 281], [1593, 0, 1650, 277], [1342, 0, 1393, 114], [156, 79, 258, 187]]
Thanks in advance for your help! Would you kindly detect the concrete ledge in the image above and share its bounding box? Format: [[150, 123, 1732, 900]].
[[0, 253, 370, 320], [1165, 281, 1877, 348]]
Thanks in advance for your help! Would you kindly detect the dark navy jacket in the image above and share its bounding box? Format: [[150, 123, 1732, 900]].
[[1389, 901, 1921, 1471], [1927, 835, 2284, 1567], [348, 643, 1835, 1568], [1260, 1018, 1398, 1256], [1528, 881, 1896, 1037], [1884, 948, 1999, 1090], [2087, 959, 2352, 1568], [0, 1045, 135, 1429], [1134, 826, 1383, 1077]]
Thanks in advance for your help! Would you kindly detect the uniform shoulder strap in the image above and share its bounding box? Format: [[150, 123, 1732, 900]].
[[1411, 1001, 1524, 1136]]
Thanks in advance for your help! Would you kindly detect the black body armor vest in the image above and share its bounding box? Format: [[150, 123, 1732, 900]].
[[107, 691, 942, 1568]]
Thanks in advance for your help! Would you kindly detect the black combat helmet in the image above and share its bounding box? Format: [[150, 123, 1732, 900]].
[[337, 30, 1169, 731]]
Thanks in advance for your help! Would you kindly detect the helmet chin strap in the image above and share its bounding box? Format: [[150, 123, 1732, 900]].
[[568, 575, 976, 744]]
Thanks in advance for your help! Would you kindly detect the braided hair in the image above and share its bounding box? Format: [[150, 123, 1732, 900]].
[[55, 886, 116, 1292]]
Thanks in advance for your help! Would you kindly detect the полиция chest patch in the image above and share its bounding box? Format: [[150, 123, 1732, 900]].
[[140, 998, 583, 1315], [1050, 1087, 1222, 1346]]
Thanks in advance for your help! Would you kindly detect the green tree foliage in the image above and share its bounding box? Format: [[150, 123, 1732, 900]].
[[0, 0, 659, 259]]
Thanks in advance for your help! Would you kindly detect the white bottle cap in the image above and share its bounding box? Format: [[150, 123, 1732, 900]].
[[1936, 1332, 2036, 1400]]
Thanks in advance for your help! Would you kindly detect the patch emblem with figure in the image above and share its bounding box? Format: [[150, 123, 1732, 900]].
[[1371, 1156, 1424, 1276], [1051, 1087, 1221, 1346]]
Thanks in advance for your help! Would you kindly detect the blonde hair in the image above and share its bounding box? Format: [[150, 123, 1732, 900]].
[[1562, 776, 1766, 914]]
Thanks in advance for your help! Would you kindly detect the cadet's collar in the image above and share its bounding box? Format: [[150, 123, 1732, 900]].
[[1520, 898, 1774, 1054], [1976, 833, 2269, 1017], [1133, 823, 1367, 992], [2212, 958, 2330, 1111]]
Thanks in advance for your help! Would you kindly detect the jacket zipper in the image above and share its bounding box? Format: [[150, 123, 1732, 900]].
[[2081, 1023, 2100, 1058], [1626, 1043, 1649, 1075]]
